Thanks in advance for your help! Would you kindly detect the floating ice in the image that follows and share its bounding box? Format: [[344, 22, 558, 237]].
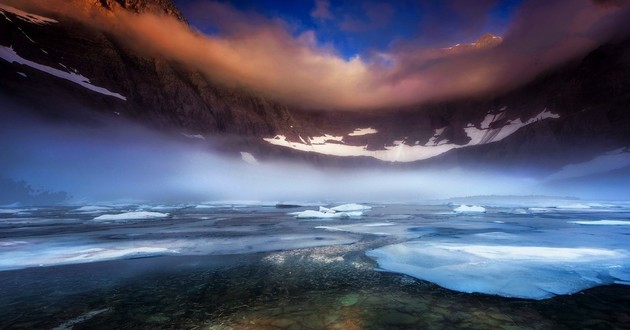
[[291, 210, 362, 219], [569, 220, 630, 226], [291, 203, 370, 219], [454, 205, 486, 213], [93, 211, 169, 221], [556, 203, 591, 209], [0, 233, 359, 271], [75, 206, 112, 212], [368, 241, 629, 299]]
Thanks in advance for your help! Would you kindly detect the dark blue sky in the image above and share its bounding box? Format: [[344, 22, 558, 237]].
[[174, 0, 523, 59]]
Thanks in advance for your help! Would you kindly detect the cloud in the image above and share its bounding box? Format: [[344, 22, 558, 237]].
[[7, 0, 630, 110], [311, 0, 333, 20]]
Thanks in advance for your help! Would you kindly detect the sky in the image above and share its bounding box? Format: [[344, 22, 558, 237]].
[[174, 0, 524, 60], [10, 0, 630, 109]]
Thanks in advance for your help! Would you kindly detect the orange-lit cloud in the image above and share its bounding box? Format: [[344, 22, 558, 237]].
[[6, 0, 630, 110]]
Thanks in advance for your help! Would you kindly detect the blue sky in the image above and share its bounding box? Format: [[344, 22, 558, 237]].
[[175, 0, 524, 59]]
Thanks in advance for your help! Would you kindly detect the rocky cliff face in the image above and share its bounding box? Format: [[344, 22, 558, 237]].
[[0, 1, 298, 138]]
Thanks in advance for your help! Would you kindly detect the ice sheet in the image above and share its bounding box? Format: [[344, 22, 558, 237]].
[[93, 211, 169, 221]]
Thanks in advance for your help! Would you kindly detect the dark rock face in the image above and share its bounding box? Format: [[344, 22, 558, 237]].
[[0, 1, 298, 137]]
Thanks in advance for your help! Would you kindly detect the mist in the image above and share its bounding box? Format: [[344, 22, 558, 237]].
[[2, 105, 629, 205]]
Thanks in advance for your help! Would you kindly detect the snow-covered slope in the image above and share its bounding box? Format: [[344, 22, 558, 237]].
[[264, 109, 560, 162]]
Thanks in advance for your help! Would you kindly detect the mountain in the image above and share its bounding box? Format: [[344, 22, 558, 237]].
[[1, 0, 629, 175]]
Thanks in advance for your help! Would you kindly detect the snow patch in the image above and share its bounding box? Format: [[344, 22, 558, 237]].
[[309, 134, 344, 144], [426, 127, 447, 146], [348, 127, 378, 136], [0, 46, 127, 100], [16, 71, 26, 77], [465, 109, 559, 146], [263, 110, 558, 162]]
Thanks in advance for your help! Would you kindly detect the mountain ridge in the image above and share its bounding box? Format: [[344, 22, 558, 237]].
[[0, 1, 629, 173]]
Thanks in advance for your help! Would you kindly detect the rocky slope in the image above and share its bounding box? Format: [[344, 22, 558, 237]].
[[0, 1, 298, 138]]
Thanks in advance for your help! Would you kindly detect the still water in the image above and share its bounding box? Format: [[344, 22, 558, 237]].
[[1, 200, 629, 329]]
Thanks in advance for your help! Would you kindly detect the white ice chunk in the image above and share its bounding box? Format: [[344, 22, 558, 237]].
[[331, 203, 372, 212], [454, 205, 486, 213], [0, 46, 127, 100], [93, 211, 169, 221], [569, 220, 630, 226]]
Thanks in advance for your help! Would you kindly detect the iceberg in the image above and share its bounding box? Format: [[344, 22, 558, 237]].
[[93, 211, 169, 221]]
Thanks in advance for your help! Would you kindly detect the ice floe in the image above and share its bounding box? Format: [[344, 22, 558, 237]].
[[291, 210, 361, 219], [75, 206, 112, 212], [93, 211, 169, 221], [290, 203, 370, 219], [453, 205, 486, 213], [569, 220, 630, 226], [368, 241, 629, 300]]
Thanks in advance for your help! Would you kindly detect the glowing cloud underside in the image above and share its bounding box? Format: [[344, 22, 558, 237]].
[[6, 0, 629, 109]]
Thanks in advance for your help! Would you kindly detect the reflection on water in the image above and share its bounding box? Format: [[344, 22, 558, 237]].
[[1, 201, 629, 329]]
